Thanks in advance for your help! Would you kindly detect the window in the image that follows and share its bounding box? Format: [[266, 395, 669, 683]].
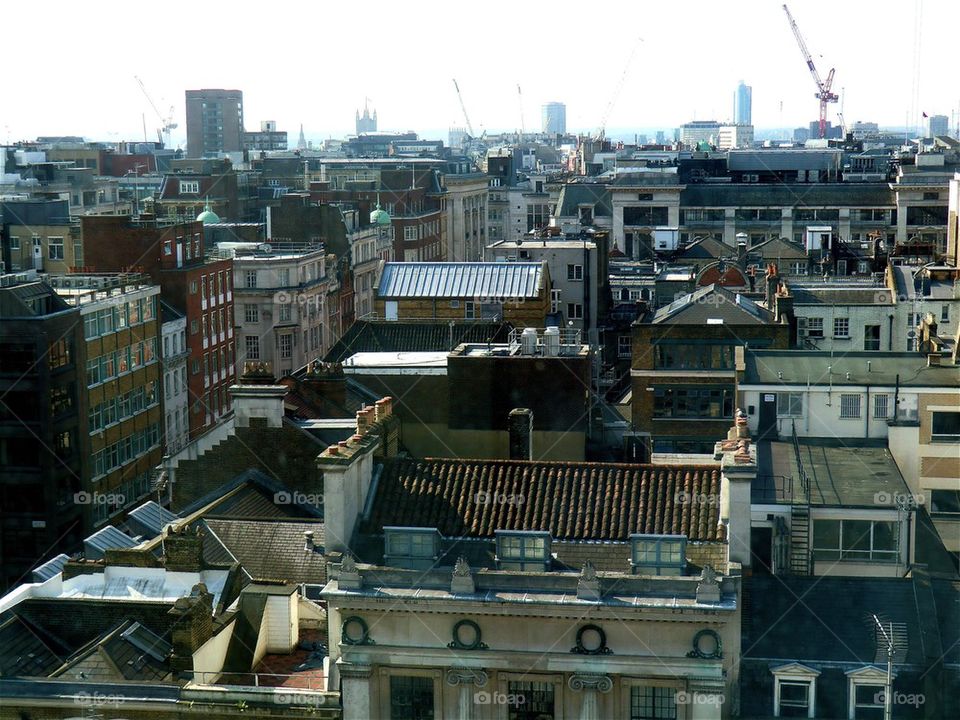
[[942, 304, 950, 322], [812, 519, 899, 562], [807, 317, 824, 338], [870, 394, 890, 420], [508, 681, 555, 719], [279, 304, 292, 322], [851, 682, 885, 719], [244, 270, 257, 288], [279, 334, 292, 359], [567, 263, 583, 281], [630, 686, 677, 720], [863, 325, 881, 351], [654, 343, 736, 370], [550, 288, 562, 313], [163, 238, 172, 255], [384, 527, 440, 569], [389, 676, 433, 720], [777, 392, 803, 418], [48, 237, 64, 260], [833, 317, 850, 338], [278, 268, 290, 286], [840, 394, 861, 419], [619, 335, 632, 358], [777, 682, 811, 717], [496, 530, 551, 571], [244, 304, 258, 323], [179, 180, 199, 194], [464, 301, 476, 320], [631, 534, 686, 575], [788, 261, 808, 275], [567, 302, 583, 320], [931, 411, 960, 441], [930, 490, 960, 514], [653, 386, 735, 419], [190, 319, 199, 335]]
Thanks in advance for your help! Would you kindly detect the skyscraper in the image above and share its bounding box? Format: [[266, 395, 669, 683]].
[[185, 89, 244, 158], [734, 82, 752, 126], [925, 114, 948, 138], [542, 102, 566, 135]]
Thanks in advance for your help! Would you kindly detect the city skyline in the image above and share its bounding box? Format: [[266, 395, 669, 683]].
[[4, 0, 958, 147]]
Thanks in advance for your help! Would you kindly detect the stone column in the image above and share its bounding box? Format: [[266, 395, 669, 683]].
[[568, 673, 613, 720], [339, 662, 374, 720], [445, 667, 488, 720]]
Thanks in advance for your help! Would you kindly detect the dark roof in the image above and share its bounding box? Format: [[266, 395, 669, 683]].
[[650, 284, 772, 324], [159, 300, 184, 324], [555, 183, 612, 217], [54, 621, 172, 682], [790, 286, 887, 305], [743, 573, 951, 666], [363, 458, 724, 542], [0, 616, 63, 678], [680, 183, 894, 207], [742, 350, 960, 388], [746, 236, 808, 260], [203, 520, 327, 584], [677, 236, 731, 260], [324, 319, 512, 363]]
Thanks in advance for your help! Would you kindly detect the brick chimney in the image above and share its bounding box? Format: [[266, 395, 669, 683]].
[[164, 524, 205, 572], [168, 582, 214, 676], [508, 408, 534, 461]]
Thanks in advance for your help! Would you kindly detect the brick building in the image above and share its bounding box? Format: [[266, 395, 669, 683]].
[[81, 214, 236, 438]]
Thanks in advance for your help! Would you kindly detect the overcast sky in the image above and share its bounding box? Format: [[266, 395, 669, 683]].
[[5, 0, 956, 147]]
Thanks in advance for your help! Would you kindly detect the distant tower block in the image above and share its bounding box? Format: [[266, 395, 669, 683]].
[[542, 102, 566, 135], [734, 81, 752, 126]]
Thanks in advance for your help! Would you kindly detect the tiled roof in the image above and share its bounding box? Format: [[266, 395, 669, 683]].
[[323, 319, 512, 363], [364, 458, 723, 542], [203, 520, 327, 584], [0, 616, 63, 677], [376, 262, 544, 299]]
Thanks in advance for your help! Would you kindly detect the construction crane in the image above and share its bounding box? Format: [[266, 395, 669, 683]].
[[134, 75, 178, 147], [598, 36, 643, 140], [782, 4, 838, 139], [452, 79, 476, 139]]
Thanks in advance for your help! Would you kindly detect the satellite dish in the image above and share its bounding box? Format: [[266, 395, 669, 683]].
[[259, 243, 272, 253]]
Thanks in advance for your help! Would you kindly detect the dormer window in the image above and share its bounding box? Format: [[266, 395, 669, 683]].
[[384, 527, 440, 570], [630, 534, 686, 576], [495, 530, 551, 571], [179, 180, 200, 195]]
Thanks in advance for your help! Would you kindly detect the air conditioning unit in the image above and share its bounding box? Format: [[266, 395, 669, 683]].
[[797, 317, 809, 337]]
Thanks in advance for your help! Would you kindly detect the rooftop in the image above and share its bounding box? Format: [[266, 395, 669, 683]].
[[650, 284, 772, 325], [363, 457, 724, 542], [742, 350, 960, 387], [376, 261, 545, 299]]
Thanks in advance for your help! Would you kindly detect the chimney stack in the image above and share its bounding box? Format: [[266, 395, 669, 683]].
[[764, 263, 779, 309], [508, 408, 534, 461]]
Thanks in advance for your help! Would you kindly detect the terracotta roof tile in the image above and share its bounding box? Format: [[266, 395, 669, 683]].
[[365, 458, 722, 542]]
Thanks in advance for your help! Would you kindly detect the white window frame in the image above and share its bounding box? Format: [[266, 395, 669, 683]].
[[846, 667, 891, 720], [630, 534, 686, 576], [807, 317, 824, 338], [278, 334, 292, 359], [618, 335, 632, 358], [244, 335, 260, 360], [567, 263, 583, 281], [840, 394, 861, 419], [872, 394, 889, 420], [771, 663, 820, 719], [495, 530, 551, 571], [244, 304, 258, 323], [834, 317, 850, 338], [777, 392, 804, 418], [567, 302, 583, 320], [179, 180, 199, 194]]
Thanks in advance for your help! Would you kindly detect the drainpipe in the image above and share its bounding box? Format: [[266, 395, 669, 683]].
[[865, 383, 870, 439], [887, 314, 894, 351]]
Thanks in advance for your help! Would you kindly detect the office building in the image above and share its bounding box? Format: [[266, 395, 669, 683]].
[[926, 114, 949, 138], [680, 120, 721, 147], [734, 81, 752, 125], [185, 89, 244, 158], [242, 120, 287, 152], [542, 101, 567, 134]]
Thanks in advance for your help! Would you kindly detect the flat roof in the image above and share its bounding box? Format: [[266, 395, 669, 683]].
[[743, 350, 960, 387], [342, 351, 448, 371], [761, 439, 910, 507]]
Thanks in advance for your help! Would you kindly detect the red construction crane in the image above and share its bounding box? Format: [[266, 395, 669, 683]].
[[783, 4, 838, 139]]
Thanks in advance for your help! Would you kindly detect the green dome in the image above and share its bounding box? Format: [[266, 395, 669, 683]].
[[370, 204, 392, 227], [197, 206, 220, 224]]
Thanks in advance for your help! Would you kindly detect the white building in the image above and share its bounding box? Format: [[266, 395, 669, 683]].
[[679, 120, 721, 147], [717, 124, 754, 150], [231, 244, 329, 377], [160, 302, 189, 455], [443, 168, 488, 261]]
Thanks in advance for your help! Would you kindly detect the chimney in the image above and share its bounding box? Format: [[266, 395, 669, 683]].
[[231, 362, 287, 428], [715, 415, 756, 570], [302, 360, 346, 408], [374, 397, 393, 423], [317, 433, 377, 555], [508, 408, 534, 461], [764, 263, 779, 309], [164, 525, 205, 572], [168, 583, 214, 675]]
